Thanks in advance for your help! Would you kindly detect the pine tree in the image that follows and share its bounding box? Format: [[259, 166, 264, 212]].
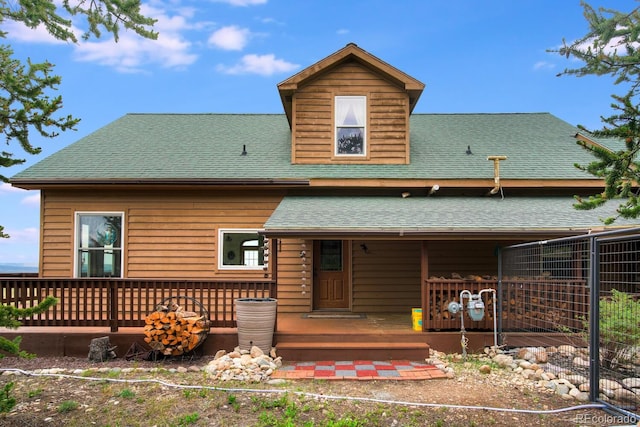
[[0, 295, 57, 412], [552, 2, 640, 224], [0, 296, 57, 358], [0, 1, 157, 233]]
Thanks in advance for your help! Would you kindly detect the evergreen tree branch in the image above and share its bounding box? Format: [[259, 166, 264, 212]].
[[551, 1, 640, 224]]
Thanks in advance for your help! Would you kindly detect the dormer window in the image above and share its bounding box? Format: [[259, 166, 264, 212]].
[[335, 96, 366, 156]]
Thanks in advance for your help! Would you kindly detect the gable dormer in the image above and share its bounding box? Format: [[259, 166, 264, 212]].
[[278, 43, 425, 165]]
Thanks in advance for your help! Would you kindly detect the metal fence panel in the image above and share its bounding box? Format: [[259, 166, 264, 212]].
[[501, 229, 640, 421]]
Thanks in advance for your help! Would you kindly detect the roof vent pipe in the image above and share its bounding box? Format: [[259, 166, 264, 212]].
[[487, 156, 507, 195]]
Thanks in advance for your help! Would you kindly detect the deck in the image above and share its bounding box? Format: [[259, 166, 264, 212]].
[[0, 277, 586, 361]]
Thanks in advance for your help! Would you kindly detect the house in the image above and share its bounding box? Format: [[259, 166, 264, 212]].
[[7, 43, 638, 359]]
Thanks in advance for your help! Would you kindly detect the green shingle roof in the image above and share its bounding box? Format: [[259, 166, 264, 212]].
[[264, 196, 639, 234], [11, 112, 601, 183]]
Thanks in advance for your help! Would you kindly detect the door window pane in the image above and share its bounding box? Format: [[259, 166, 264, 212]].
[[320, 240, 342, 271]]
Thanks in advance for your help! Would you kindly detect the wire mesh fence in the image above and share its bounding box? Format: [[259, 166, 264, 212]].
[[500, 229, 640, 419], [595, 235, 640, 403]]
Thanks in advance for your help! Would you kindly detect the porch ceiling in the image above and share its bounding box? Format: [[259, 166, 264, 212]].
[[263, 196, 639, 237]]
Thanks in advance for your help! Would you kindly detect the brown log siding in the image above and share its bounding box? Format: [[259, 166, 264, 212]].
[[426, 241, 506, 279], [39, 189, 283, 279], [292, 60, 409, 164], [351, 240, 422, 312], [271, 238, 312, 313]]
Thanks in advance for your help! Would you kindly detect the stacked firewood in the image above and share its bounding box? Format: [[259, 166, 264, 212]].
[[143, 302, 209, 356], [502, 294, 570, 325], [428, 295, 497, 322]]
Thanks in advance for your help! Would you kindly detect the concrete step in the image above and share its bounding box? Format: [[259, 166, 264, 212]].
[[275, 332, 425, 344]]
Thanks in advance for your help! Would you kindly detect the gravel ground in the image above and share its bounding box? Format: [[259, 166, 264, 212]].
[[0, 353, 609, 426]]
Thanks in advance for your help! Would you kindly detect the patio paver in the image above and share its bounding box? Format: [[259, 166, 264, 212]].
[[271, 360, 447, 381]]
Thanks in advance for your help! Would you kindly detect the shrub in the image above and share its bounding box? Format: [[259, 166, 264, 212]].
[[598, 289, 640, 369], [0, 296, 57, 413]]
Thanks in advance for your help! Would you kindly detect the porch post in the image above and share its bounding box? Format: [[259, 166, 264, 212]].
[[109, 280, 118, 332], [588, 236, 600, 402], [271, 238, 278, 332], [421, 241, 429, 332]]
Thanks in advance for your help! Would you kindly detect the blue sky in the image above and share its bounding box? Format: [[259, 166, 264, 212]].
[[0, 0, 633, 267]]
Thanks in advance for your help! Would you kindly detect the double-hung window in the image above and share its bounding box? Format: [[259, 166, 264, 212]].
[[219, 229, 266, 269], [335, 95, 366, 156], [76, 213, 123, 278]]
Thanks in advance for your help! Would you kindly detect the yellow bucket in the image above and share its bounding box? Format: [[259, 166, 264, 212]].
[[411, 308, 422, 331]]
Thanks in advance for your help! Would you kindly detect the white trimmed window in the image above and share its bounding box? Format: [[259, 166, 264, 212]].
[[219, 229, 266, 269], [75, 212, 123, 278], [335, 95, 366, 156]]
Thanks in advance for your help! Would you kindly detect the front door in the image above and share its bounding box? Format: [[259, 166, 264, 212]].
[[313, 240, 350, 310]]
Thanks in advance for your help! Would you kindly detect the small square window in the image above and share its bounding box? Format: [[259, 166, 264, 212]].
[[335, 96, 366, 156], [219, 229, 266, 269]]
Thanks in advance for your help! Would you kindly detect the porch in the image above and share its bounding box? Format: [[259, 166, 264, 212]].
[[1, 313, 504, 361]]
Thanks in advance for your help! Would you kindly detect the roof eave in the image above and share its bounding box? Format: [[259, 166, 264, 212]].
[[10, 178, 311, 190], [262, 228, 594, 238], [277, 43, 425, 124]]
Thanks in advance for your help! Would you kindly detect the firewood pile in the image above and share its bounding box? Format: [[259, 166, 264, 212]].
[[428, 294, 497, 321], [504, 294, 565, 319], [143, 297, 210, 356]]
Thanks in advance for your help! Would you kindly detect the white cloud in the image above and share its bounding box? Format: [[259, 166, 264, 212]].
[[4, 227, 39, 243], [259, 17, 280, 25], [0, 183, 22, 194], [0, 226, 39, 265], [21, 192, 41, 207], [73, 4, 199, 72], [4, 19, 76, 44], [217, 53, 299, 76], [533, 61, 554, 71], [213, 0, 267, 6], [566, 27, 639, 61], [5, 2, 201, 73], [208, 26, 251, 50], [337, 29, 349, 35]]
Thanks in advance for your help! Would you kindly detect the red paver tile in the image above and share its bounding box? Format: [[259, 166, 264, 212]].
[[296, 365, 316, 371], [314, 370, 337, 377], [356, 370, 378, 377], [373, 365, 396, 370]]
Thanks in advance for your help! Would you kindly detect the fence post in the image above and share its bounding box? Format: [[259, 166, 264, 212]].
[[588, 236, 599, 402], [109, 280, 119, 332], [497, 246, 503, 345]]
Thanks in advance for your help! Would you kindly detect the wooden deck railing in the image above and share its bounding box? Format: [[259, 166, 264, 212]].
[[422, 279, 499, 330], [0, 278, 276, 332]]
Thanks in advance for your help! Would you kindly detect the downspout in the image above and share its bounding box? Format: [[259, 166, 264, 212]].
[[487, 155, 507, 195]]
